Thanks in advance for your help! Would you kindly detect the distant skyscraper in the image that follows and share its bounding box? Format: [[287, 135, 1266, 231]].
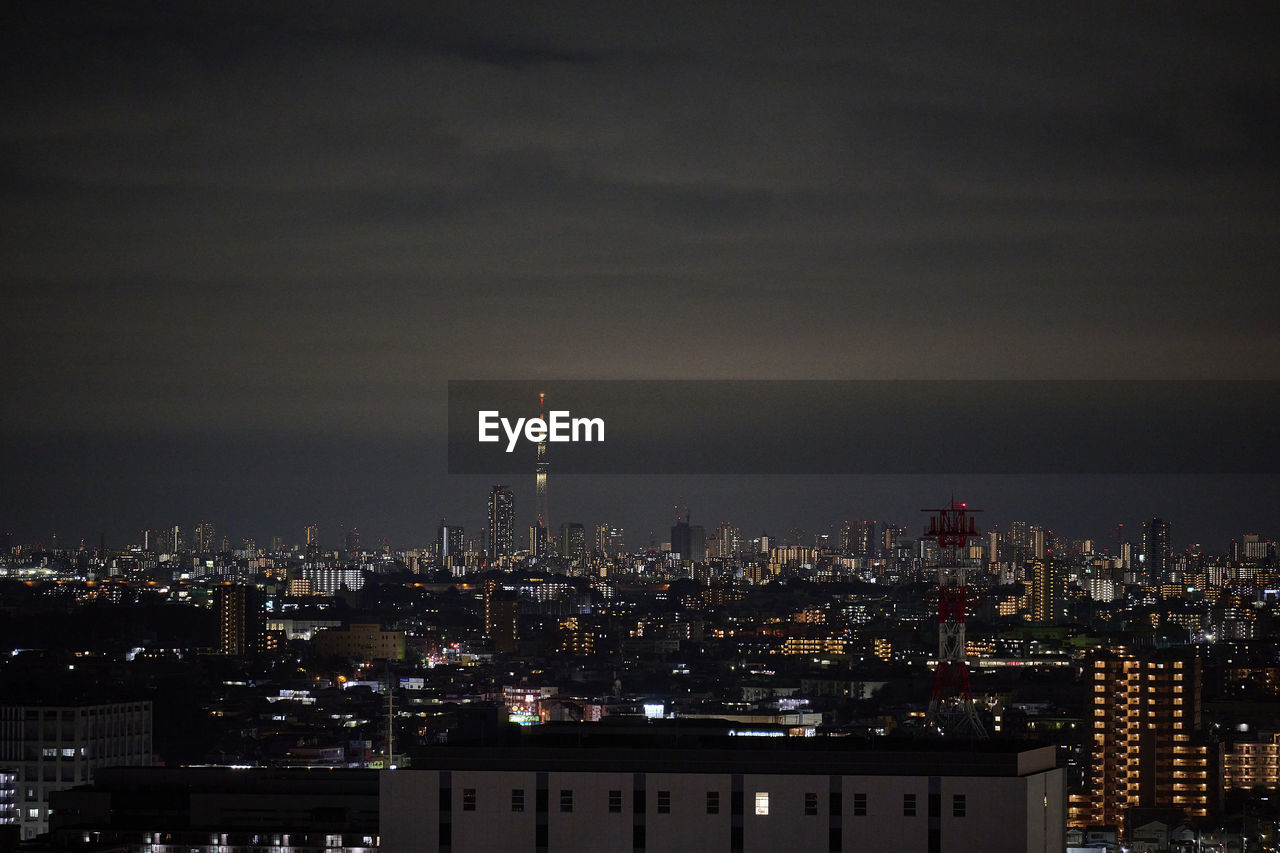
[[528, 524, 548, 558], [1032, 526, 1047, 560], [488, 485, 514, 563], [559, 522, 586, 560], [344, 526, 360, 556], [304, 524, 319, 563], [841, 520, 879, 558], [1143, 518, 1171, 584], [194, 521, 216, 554], [670, 510, 705, 563], [715, 522, 741, 558], [216, 583, 265, 656], [437, 521, 466, 570]]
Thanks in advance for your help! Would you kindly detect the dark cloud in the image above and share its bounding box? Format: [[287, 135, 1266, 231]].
[[2, 2, 1278, 543]]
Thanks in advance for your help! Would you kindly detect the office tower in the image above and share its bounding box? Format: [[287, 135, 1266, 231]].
[[670, 511, 705, 563], [559, 522, 586, 560], [269, 535, 283, 553], [1071, 650, 1216, 834], [534, 392, 549, 553], [194, 521, 216, 554], [1030, 559, 1068, 625], [344, 527, 360, 557], [489, 485, 515, 563], [1032, 526, 1047, 560], [437, 521, 466, 569], [216, 583, 266, 656], [158, 524, 183, 554], [0, 701, 153, 840], [1143, 518, 1171, 584]]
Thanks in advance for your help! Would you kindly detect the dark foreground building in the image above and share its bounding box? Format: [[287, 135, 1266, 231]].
[[40, 735, 1063, 852], [382, 740, 1064, 853], [48, 767, 379, 852]]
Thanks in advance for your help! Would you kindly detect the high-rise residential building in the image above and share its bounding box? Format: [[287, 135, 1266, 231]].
[[594, 523, 611, 557], [216, 583, 266, 656], [0, 701, 153, 840], [1070, 650, 1217, 835], [714, 523, 741, 558], [1143, 518, 1171, 584], [1032, 526, 1047, 560], [489, 485, 514, 563], [1030, 560, 1068, 625], [483, 578, 519, 654], [840, 520, 880, 558], [304, 524, 320, 563]]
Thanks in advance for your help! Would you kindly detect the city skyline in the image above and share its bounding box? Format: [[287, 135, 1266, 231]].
[[3, 4, 1278, 558]]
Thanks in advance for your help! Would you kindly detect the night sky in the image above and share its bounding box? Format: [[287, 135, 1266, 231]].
[[3, 3, 1278, 551]]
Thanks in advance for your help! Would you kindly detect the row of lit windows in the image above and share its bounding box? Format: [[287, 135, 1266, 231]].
[[488, 789, 963, 818]]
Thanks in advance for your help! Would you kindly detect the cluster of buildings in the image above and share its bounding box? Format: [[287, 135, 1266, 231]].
[[2, 488, 1279, 850]]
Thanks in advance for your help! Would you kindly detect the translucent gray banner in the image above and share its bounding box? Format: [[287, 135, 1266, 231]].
[[447, 380, 1278, 475]]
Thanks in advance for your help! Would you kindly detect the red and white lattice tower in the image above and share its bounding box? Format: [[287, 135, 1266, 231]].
[[922, 498, 987, 737]]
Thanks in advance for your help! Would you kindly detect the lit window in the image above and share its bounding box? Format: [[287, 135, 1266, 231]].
[[755, 792, 769, 816]]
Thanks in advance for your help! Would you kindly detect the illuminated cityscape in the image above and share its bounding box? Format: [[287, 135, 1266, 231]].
[[2, 501, 1279, 849], [4, 1, 1279, 851]]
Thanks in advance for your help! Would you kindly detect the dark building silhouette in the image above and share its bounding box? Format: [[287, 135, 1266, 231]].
[[1143, 518, 1171, 584]]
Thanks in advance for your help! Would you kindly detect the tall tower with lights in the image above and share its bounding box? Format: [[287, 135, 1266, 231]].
[[533, 392, 549, 555], [922, 499, 986, 737]]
